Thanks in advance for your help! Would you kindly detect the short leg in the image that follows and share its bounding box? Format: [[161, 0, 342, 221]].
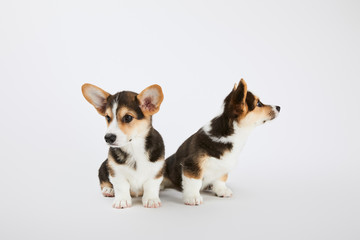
[[142, 177, 163, 208], [182, 175, 203, 206], [110, 175, 132, 209], [98, 159, 114, 197], [211, 174, 232, 198]]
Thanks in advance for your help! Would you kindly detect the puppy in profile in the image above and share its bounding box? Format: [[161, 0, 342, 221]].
[[164, 79, 280, 205], [82, 84, 165, 209]]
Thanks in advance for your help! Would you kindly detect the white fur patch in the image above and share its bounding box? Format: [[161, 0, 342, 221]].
[[182, 175, 203, 205], [101, 187, 114, 197], [272, 105, 280, 118], [108, 137, 164, 208], [106, 103, 128, 147], [212, 180, 232, 197], [142, 177, 163, 208], [202, 123, 254, 187], [111, 174, 132, 209], [113, 198, 132, 209], [142, 176, 163, 208]]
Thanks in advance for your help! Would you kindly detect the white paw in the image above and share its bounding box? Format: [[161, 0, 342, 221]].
[[112, 197, 132, 209], [102, 187, 114, 197], [214, 187, 233, 198], [143, 197, 162, 208], [183, 194, 203, 206]]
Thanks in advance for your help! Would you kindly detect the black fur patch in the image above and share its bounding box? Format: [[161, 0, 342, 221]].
[[208, 91, 255, 137], [145, 127, 165, 162], [182, 157, 202, 179], [209, 115, 234, 138], [164, 154, 183, 191], [164, 129, 233, 189], [246, 91, 256, 111], [234, 81, 247, 104], [98, 159, 111, 183], [109, 147, 128, 164], [197, 130, 233, 159], [107, 91, 145, 120]]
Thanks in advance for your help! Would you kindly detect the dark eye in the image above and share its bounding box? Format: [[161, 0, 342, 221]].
[[257, 101, 263, 107], [122, 115, 134, 123], [105, 115, 111, 123]]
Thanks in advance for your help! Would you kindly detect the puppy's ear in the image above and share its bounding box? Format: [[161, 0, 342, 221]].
[[81, 83, 110, 116], [137, 84, 164, 116], [233, 82, 238, 91], [232, 78, 247, 110]]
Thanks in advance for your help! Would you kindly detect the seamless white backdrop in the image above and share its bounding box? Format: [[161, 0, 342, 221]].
[[1, 1, 359, 240]]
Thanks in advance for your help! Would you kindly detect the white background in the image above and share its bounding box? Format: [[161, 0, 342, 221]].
[[1, 0, 359, 239]]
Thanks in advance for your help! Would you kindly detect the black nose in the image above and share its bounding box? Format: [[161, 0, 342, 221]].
[[104, 134, 116, 144], [276, 106, 281, 112]]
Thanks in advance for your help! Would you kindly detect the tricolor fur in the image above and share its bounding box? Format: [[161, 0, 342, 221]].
[[82, 83, 165, 209], [164, 79, 280, 205]]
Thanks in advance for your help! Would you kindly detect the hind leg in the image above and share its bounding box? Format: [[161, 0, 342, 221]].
[[99, 159, 114, 197], [101, 182, 114, 197], [211, 174, 232, 198]]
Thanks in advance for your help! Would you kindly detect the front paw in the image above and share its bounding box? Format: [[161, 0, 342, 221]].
[[183, 194, 203, 206], [214, 187, 233, 198], [112, 197, 132, 209], [143, 197, 162, 208], [101, 187, 114, 197]]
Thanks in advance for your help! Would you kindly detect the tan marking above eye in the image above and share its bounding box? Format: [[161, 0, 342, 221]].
[[117, 108, 137, 123], [115, 106, 151, 137]]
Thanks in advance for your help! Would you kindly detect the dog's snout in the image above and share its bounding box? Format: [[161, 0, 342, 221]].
[[276, 106, 281, 112], [105, 134, 116, 144]]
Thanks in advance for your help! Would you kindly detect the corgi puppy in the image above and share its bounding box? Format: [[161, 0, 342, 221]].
[[164, 79, 280, 205], [81, 84, 165, 209]]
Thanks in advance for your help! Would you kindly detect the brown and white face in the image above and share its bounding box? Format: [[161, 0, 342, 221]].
[[227, 79, 280, 128], [81, 84, 164, 147]]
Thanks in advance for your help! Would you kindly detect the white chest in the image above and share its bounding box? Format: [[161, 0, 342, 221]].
[[108, 140, 164, 192], [201, 125, 253, 187], [202, 146, 242, 187]]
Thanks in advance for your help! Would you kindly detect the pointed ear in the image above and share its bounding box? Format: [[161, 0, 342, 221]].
[[232, 78, 247, 110], [233, 82, 238, 91], [137, 84, 164, 116], [81, 83, 110, 116]]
